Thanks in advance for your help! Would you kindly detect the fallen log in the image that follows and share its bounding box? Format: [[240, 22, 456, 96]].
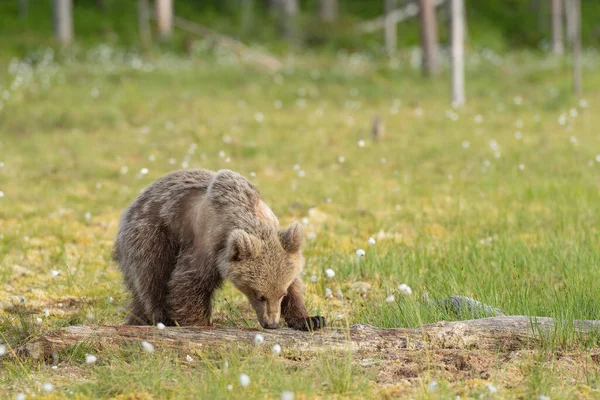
[[156, 15, 284, 72], [358, 0, 446, 34], [17, 316, 600, 360]]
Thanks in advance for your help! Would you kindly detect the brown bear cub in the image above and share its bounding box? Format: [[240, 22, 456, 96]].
[[113, 168, 325, 331]]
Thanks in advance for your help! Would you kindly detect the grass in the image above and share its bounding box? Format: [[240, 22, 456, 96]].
[[2, 41, 600, 398]]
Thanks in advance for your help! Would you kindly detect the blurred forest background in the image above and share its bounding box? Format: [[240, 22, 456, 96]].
[[1, 0, 599, 56]]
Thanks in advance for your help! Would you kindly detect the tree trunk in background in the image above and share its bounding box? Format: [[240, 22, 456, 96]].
[[419, 0, 439, 77], [384, 0, 397, 55], [565, 0, 576, 43], [277, 0, 299, 41], [240, 0, 254, 34], [52, 0, 73, 45], [268, 0, 279, 14], [156, 0, 173, 39], [450, 0, 465, 106], [138, 0, 151, 48], [318, 0, 338, 22], [18, 0, 28, 17], [551, 0, 564, 55], [569, 0, 581, 95]]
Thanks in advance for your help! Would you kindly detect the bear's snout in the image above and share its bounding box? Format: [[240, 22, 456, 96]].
[[262, 321, 280, 329]]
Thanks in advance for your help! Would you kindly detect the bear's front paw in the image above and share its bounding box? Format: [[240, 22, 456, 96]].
[[289, 316, 326, 331]]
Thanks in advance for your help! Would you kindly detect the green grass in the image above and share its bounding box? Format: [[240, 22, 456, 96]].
[[2, 44, 600, 398]]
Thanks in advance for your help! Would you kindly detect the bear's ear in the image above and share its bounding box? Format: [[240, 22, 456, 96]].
[[279, 222, 303, 253], [227, 230, 262, 261]]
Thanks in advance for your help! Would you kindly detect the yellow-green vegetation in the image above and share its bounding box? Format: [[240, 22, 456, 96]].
[[2, 45, 600, 399]]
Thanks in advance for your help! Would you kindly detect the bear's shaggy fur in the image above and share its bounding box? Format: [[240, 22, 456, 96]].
[[113, 169, 325, 331]]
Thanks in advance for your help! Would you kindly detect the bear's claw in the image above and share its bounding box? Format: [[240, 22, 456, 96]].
[[290, 316, 326, 331]]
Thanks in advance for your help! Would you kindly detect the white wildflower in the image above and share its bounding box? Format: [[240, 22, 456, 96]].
[[368, 237, 376, 246], [519, 164, 525, 170], [227, 384, 233, 391], [514, 131, 522, 140], [325, 288, 333, 299], [337, 156, 345, 163], [281, 391, 295, 400], [398, 284, 413, 295], [140, 168, 149, 175], [42, 383, 54, 392], [156, 322, 165, 330], [254, 334, 264, 345], [84, 212, 92, 220], [254, 112, 264, 122], [16, 393, 25, 400], [311, 275, 318, 282], [239, 373, 251, 387], [487, 383, 498, 393], [185, 355, 194, 362], [85, 354, 97, 364], [385, 295, 395, 303], [272, 344, 282, 355], [50, 270, 60, 278], [141, 340, 154, 354], [356, 249, 366, 257], [0, 344, 6, 356], [325, 269, 335, 278], [428, 381, 438, 392], [462, 141, 470, 149]]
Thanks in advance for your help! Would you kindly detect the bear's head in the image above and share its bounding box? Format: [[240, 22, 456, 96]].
[[223, 222, 303, 329]]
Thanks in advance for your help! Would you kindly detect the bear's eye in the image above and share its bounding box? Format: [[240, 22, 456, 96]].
[[257, 295, 266, 302]]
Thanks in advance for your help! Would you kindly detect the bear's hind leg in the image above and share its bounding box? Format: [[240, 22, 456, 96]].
[[167, 253, 223, 326], [119, 223, 178, 325], [125, 293, 150, 325]]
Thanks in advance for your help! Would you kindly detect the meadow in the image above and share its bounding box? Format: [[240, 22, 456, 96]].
[[1, 43, 600, 398]]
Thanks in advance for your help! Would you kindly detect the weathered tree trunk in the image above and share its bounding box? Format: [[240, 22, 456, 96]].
[[268, 0, 279, 14], [240, 0, 254, 34], [18, 0, 28, 17], [156, 0, 173, 39], [277, 0, 299, 41], [569, 0, 582, 95], [419, 0, 439, 77], [52, 0, 73, 45], [318, 0, 338, 22], [138, 0, 151, 48], [551, 0, 564, 55], [384, 0, 397, 55], [17, 316, 600, 361], [450, 0, 465, 106]]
